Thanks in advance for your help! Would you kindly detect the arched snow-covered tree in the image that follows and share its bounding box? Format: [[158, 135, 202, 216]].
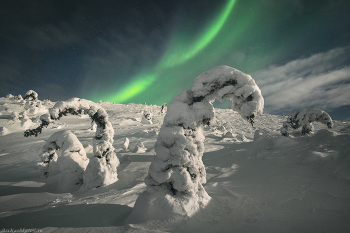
[[39, 130, 89, 192], [24, 98, 119, 189], [281, 108, 333, 136], [127, 65, 264, 224]]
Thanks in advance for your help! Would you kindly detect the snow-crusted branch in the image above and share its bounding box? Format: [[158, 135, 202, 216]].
[[281, 108, 333, 136]]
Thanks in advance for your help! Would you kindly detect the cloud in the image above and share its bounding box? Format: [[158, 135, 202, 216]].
[[252, 46, 350, 115]]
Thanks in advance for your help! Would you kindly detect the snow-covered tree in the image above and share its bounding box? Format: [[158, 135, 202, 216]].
[[39, 130, 89, 192], [132, 141, 147, 153], [123, 137, 129, 151], [281, 108, 333, 136], [141, 110, 153, 124], [24, 98, 120, 189], [10, 111, 19, 121], [24, 90, 38, 101], [160, 103, 166, 113], [128, 65, 264, 223]]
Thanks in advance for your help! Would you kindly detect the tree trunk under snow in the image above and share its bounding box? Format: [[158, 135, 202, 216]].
[[127, 65, 264, 224]]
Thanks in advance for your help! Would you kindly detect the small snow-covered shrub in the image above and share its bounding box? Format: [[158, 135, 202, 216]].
[[24, 90, 38, 101], [39, 130, 89, 192], [24, 98, 120, 189], [160, 103, 166, 113], [128, 65, 264, 224], [141, 110, 153, 124], [10, 111, 19, 121], [132, 141, 147, 153], [15, 94, 23, 101], [123, 137, 129, 151], [0, 127, 9, 136], [6, 94, 14, 99], [281, 108, 333, 136]]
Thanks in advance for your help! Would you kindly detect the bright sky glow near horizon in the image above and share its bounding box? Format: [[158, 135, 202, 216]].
[[1, 0, 350, 119]]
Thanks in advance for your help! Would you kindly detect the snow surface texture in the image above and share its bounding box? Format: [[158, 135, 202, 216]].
[[39, 130, 89, 192], [1, 97, 350, 232], [25, 98, 120, 189], [128, 66, 264, 225], [281, 108, 333, 136]]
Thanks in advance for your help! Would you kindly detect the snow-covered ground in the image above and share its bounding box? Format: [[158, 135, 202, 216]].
[[0, 97, 350, 232]]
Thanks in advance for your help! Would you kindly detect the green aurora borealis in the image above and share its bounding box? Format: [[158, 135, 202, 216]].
[[86, 0, 350, 106]]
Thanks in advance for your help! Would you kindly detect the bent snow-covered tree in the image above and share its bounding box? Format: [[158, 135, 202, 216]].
[[24, 98, 119, 189], [281, 108, 333, 136], [127, 65, 264, 223], [39, 130, 89, 192]]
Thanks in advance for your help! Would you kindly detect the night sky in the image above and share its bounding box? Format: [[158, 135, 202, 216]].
[[1, 0, 350, 120]]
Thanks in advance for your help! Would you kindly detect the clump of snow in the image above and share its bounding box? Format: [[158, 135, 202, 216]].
[[6, 94, 14, 99], [123, 137, 129, 151], [281, 108, 333, 136], [10, 111, 19, 121], [24, 98, 120, 189], [0, 126, 9, 136], [128, 65, 264, 225], [39, 130, 89, 192], [254, 129, 264, 141], [24, 90, 38, 101], [141, 110, 153, 124], [132, 141, 147, 153]]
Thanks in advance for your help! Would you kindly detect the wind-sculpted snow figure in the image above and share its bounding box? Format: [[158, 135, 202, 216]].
[[24, 98, 119, 189], [281, 108, 333, 136], [39, 130, 89, 192], [24, 90, 38, 101], [127, 65, 264, 224]]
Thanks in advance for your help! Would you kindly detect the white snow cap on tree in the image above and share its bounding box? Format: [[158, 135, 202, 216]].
[[39, 130, 89, 192], [25, 98, 120, 189], [24, 90, 38, 101], [281, 108, 333, 136], [127, 65, 264, 224]]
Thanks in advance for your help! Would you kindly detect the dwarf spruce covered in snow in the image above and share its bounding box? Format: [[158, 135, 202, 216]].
[[39, 130, 89, 192], [24, 90, 38, 101], [128, 65, 264, 223], [141, 110, 153, 124], [24, 98, 120, 189], [281, 108, 333, 136]]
